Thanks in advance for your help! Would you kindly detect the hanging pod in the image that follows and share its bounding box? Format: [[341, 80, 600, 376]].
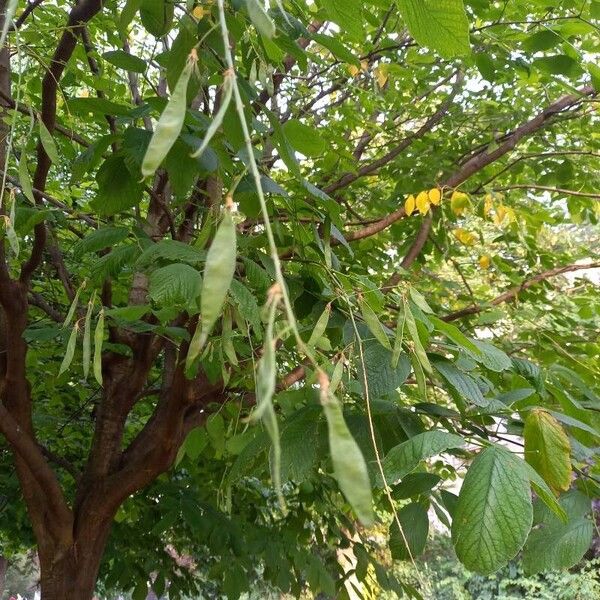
[[251, 294, 284, 508], [82, 293, 96, 379], [185, 200, 237, 371], [190, 69, 234, 160], [141, 50, 197, 178], [319, 371, 374, 526], [59, 323, 79, 375], [93, 309, 104, 385]]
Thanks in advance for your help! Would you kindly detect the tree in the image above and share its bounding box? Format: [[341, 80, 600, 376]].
[[0, 0, 599, 597]]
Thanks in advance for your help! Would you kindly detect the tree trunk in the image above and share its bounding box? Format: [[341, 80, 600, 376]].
[[0, 555, 8, 597], [38, 520, 113, 600]]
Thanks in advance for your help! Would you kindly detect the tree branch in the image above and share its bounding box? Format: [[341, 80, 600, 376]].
[[443, 262, 600, 322], [489, 184, 600, 199], [19, 0, 103, 284], [0, 403, 72, 530], [388, 85, 596, 272], [324, 72, 464, 195]]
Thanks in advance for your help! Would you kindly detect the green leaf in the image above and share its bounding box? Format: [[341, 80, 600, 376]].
[[119, 0, 141, 34], [92, 156, 144, 215], [281, 120, 326, 158], [322, 392, 374, 526], [280, 406, 322, 482], [311, 32, 359, 66], [389, 502, 429, 560], [136, 239, 206, 267], [18, 153, 36, 205], [471, 340, 512, 372], [244, 0, 276, 38], [522, 30, 561, 52], [397, 0, 471, 58], [522, 490, 593, 574], [358, 340, 411, 402], [38, 119, 59, 164], [229, 279, 262, 334], [404, 298, 431, 374], [102, 50, 147, 73], [392, 472, 441, 499], [359, 297, 392, 350], [148, 263, 202, 306], [379, 431, 465, 486], [430, 315, 481, 356], [452, 445, 533, 574], [433, 360, 488, 407], [534, 55, 582, 77], [516, 458, 567, 523], [140, 0, 174, 37], [524, 409, 572, 493], [73, 227, 130, 257], [321, 0, 364, 40]]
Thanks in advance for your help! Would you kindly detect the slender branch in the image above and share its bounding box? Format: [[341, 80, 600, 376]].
[[490, 184, 600, 199], [29, 291, 62, 322], [473, 150, 600, 191], [0, 403, 72, 527], [0, 89, 90, 147], [388, 85, 597, 272], [20, 0, 103, 284], [443, 262, 600, 322], [324, 72, 464, 195], [12, 0, 46, 29]]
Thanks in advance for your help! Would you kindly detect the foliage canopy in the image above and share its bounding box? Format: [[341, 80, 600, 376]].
[[0, 0, 599, 598]]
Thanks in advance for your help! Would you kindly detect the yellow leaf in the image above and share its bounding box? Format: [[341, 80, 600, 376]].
[[347, 64, 359, 77], [375, 66, 388, 88], [483, 193, 493, 216], [404, 194, 416, 215], [524, 409, 572, 493], [415, 191, 430, 215], [493, 204, 507, 225], [192, 5, 204, 19], [453, 228, 476, 246], [479, 255, 491, 269], [428, 187, 441, 205], [360, 60, 369, 72], [450, 191, 470, 215], [505, 206, 516, 223]]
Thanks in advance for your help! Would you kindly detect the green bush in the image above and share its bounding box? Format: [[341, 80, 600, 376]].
[[389, 535, 600, 600]]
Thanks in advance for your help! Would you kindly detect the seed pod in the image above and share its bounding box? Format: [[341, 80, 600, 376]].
[[307, 303, 331, 348], [198, 205, 237, 349], [190, 70, 234, 159], [82, 293, 95, 379], [319, 370, 374, 526], [141, 51, 196, 178], [93, 310, 104, 385], [59, 323, 79, 375]]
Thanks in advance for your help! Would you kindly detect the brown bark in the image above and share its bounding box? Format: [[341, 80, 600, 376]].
[[37, 520, 112, 600], [0, 555, 7, 597]]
